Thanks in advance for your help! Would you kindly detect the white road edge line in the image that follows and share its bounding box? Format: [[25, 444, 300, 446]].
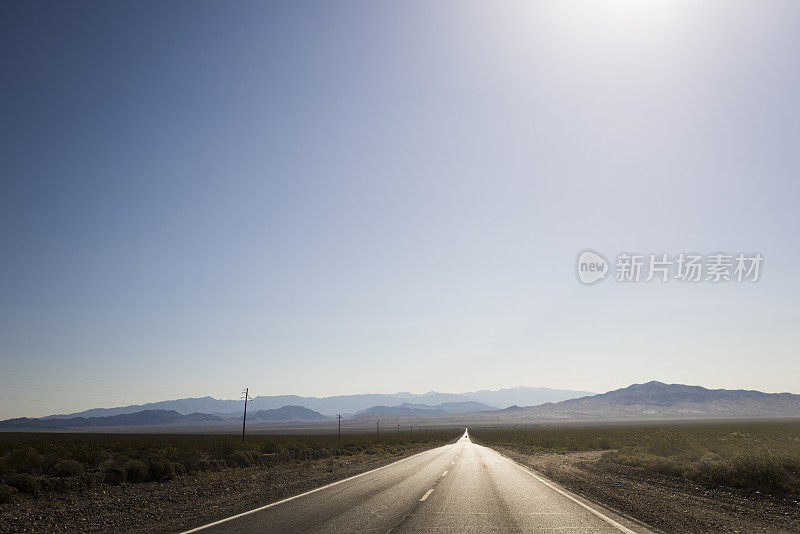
[[179, 444, 450, 533], [501, 452, 639, 534], [419, 488, 434, 501]]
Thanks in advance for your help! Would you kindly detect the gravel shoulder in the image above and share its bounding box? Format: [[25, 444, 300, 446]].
[[0, 445, 438, 533], [492, 446, 800, 533]]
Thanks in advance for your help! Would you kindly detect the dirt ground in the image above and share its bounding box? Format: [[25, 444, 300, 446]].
[[495, 447, 800, 534]]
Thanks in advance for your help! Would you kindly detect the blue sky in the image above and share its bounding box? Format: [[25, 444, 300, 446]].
[[1, 1, 799, 418]]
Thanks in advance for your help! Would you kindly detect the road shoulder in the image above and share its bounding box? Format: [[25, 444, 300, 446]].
[[489, 446, 800, 534]]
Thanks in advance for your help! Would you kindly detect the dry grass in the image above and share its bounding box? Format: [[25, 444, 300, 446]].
[[471, 421, 800, 495]]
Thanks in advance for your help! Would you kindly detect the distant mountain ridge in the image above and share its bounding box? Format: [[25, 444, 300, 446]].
[[43, 386, 595, 419], [355, 401, 495, 417], [501, 381, 800, 420], [4, 382, 798, 430], [246, 405, 328, 421], [1, 405, 328, 431], [0, 410, 224, 431]]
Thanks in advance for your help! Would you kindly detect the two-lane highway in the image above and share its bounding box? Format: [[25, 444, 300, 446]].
[[183, 430, 647, 533]]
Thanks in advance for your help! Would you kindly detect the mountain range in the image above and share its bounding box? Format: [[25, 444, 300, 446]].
[[0, 410, 224, 431], [246, 405, 328, 422], [7, 382, 799, 431], [354, 401, 494, 417], [42, 386, 595, 419], [0, 405, 329, 431], [493, 381, 800, 421]]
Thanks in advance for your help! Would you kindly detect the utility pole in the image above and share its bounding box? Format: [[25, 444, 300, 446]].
[[376, 420, 380, 441], [241, 388, 253, 442], [337, 414, 342, 446], [397, 422, 400, 440]]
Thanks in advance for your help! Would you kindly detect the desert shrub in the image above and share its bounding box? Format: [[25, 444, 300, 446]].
[[147, 458, 175, 481], [719, 449, 790, 491], [232, 450, 253, 467], [124, 459, 149, 483], [7, 447, 42, 473], [46, 459, 85, 478], [66, 441, 103, 467], [595, 437, 612, 450], [103, 461, 127, 485], [6, 473, 39, 497], [645, 428, 695, 457], [178, 450, 214, 472], [0, 484, 17, 504], [210, 441, 237, 460]]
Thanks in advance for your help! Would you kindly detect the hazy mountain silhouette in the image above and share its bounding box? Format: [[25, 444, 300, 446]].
[[356, 405, 448, 416], [246, 405, 327, 421], [497, 381, 800, 420], [0, 410, 224, 430], [462, 386, 595, 408], [42, 386, 593, 419], [355, 401, 494, 417], [5, 382, 799, 429]]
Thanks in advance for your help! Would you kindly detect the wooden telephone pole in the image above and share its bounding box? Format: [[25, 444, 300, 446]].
[[337, 414, 342, 445], [241, 388, 252, 442]]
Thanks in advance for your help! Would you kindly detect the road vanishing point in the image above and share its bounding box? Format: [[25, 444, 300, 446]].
[[182, 430, 649, 533]]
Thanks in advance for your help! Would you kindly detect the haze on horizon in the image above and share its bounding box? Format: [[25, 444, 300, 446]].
[[2, 1, 799, 419]]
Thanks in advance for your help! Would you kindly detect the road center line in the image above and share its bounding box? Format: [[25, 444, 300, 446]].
[[419, 489, 434, 501]]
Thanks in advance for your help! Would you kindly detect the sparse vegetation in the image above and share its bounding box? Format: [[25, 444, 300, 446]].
[[0, 484, 16, 504], [6, 473, 39, 497], [45, 458, 84, 478], [0, 429, 460, 503], [471, 420, 800, 495]]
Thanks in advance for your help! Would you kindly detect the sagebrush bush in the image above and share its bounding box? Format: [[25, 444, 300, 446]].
[[124, 459, 149, 483], [645, 428, 696, 457], [147, 458, 175, 482], [178, 450, 212, 472], [0, 484, 17, 504], [7, 448, 42, 473], [232, 450, 254, 467], [6, 473, 39, 497], [46, 459, 85, 478], [103, 461, 127, 485]]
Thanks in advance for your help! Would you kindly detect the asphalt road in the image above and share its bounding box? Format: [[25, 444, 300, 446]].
[[183, 430, 646, 533]]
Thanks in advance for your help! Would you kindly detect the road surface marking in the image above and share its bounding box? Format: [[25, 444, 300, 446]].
[[441, 470, 448, 477], [497, 449, 639, 534], [179, 444, 455, 533], [420, 489, 434, 501]]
